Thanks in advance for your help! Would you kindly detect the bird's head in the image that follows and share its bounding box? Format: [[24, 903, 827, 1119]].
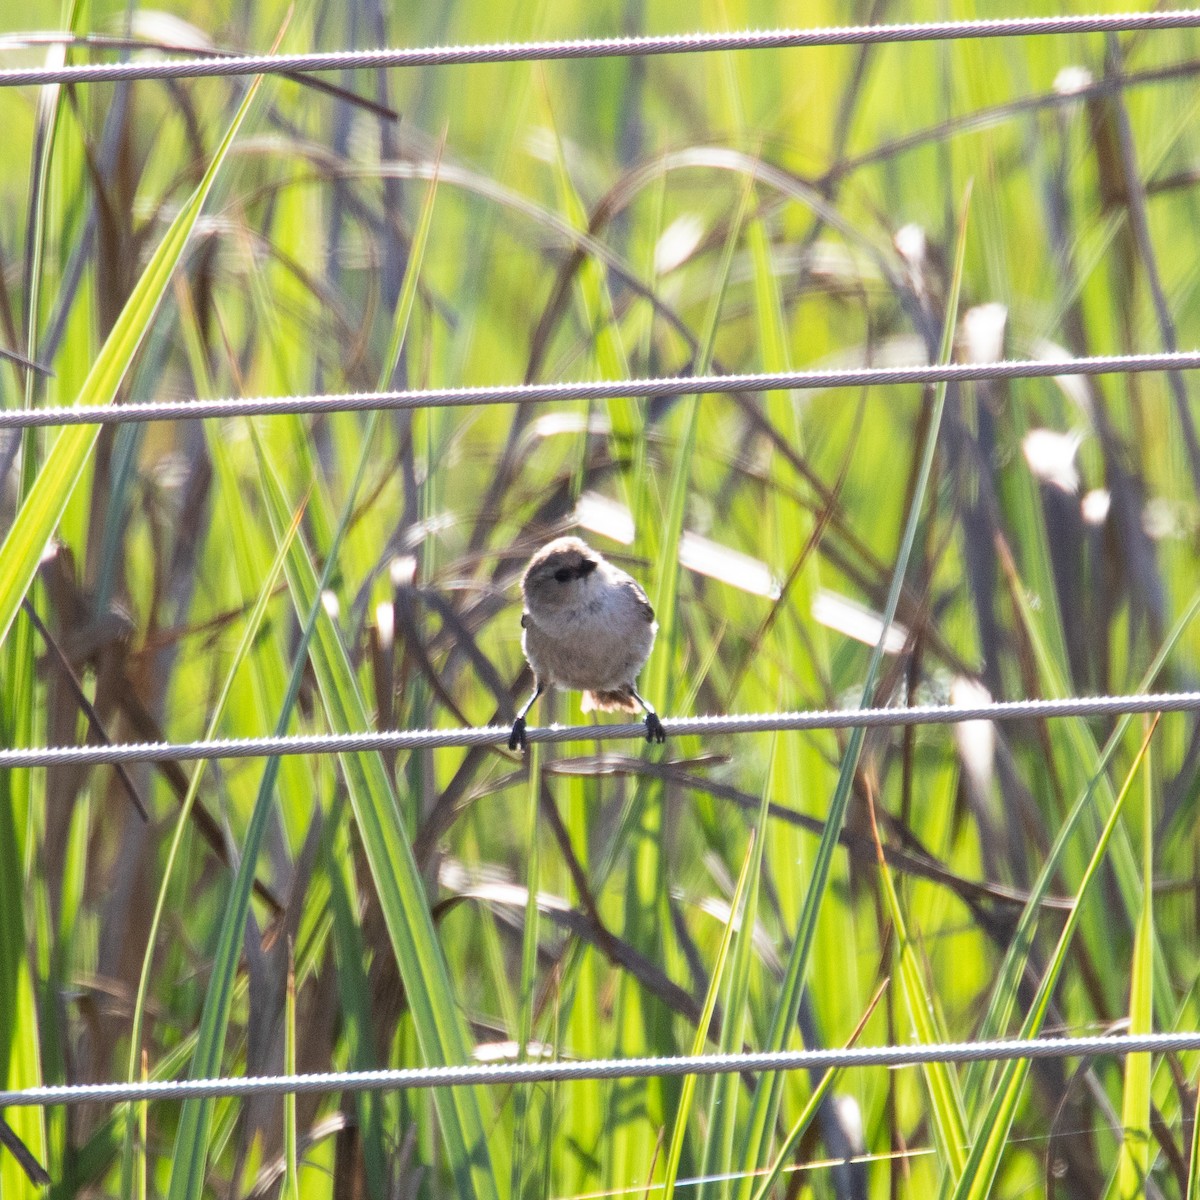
[[522, 536, 601, 616]]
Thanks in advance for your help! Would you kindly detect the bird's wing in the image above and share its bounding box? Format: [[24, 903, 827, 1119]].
[[622, 577, 655, 622]]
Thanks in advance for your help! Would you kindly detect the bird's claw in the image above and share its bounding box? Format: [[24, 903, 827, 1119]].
[[508, 717, 528, 751], [645, 713, 666, 744]]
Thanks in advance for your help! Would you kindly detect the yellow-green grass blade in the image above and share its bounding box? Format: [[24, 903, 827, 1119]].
[[1188, 1072, 1200, 1200], [609, 173, 754, 1192], [662, 814, 762, 1200], [555, 773, 604, 1198], [964, 584, 1200, 1107], [735, 183, 973, 1198], [347, 154, 450, 1188], [1116, 721, 1155, 1199], [536, 76, 637, 511], [379, 139, 442, 395], [748, 983, 886, 1200], [513, 739, 543, 1198], [283, 944, 299, 1200], [699, 741, 776, 1200], [947, 718, 1160, 1200], [49, 1033, 198, 1195], [158, 136, 434, 1176], [965, 563, 1196, 1113], [164, 154, 482, 1195], [251, 432, 506, 1199], [0, 793, 46, 1200], [743, 148, 846, 1161], [1004, 541, 1174, 1016], [0, 73, 263, 653], [746, 1068, 839, 1200], [165, 410, 378, 1200], [136, 1056, 147, 1200], [643, 169, 753, 717], [117, 457, 303, 1196], [872, 798, 968, 1175], [327, 820, 388, 1197], [2, 17, 126, 1194], [0, 615, 40, 1194]]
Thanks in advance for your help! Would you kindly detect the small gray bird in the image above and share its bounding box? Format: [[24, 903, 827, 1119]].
[[508, 536, 665, 750]]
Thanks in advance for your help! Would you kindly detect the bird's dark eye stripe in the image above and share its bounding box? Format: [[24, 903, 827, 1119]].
[[579, 559, 598, 575], [553, 567, 572, 582]]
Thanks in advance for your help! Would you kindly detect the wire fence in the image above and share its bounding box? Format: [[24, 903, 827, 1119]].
[[4, 1031, 1199, 1107], [3, 349, 1200, 428], [3, 6, 1200, 1185], [0, 10, 1199, 87]]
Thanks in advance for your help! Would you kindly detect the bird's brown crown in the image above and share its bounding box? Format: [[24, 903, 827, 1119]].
[[523, 537, 600, 590]]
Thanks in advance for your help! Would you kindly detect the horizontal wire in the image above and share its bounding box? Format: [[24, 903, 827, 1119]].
[[4, 350, 1200, 429], [2, 690, 1198, 769], [2, 11, 1199, 87], [3, 1030, 1198, 1107]]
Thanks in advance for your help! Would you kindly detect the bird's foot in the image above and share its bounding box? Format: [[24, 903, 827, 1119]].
[[508, 717, 528, 751], [645, 713, 666, 744]]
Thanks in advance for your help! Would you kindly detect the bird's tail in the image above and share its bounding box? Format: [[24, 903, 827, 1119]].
[[582, 687, 639, 713]]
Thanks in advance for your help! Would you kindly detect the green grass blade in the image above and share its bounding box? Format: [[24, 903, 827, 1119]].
[[662, 797, 764, 1200], [0, 792, 46, 1199], [378, 138, 442, 393], [872, 805, 968, 1174], [326, 822, 387, 1197], [513, 739, 543, 1197], [164, 414, 374, 1200], [119, 490, 303, 1198], [965, 584, 1200, 1107], [748, 982, 886, 1200], [536, 78, 637, 509], [119, 259, 303, 1174], [1116, 721, 1155, 1199], [246, 158, 496, 1195], [252, 428, 505, 1199], [1002, 537, 1174, 1017], [644, 169, 753, 710], [608, 174, 754, 1191], [699, 742, 776, 1200], [0, 74, 263, 652], [735, 182, 974, 1197], [283, 944, 300, 1200], [948, 719, 1160, 1200], [747, 1069, 838, 1200], [1188, 1074, 1200, 1200]]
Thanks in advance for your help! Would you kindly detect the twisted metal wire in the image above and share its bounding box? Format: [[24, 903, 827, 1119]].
[[2, 690, 1198, 770], [2, 350, 1200, 429], [1, 11, 1200, 87], [3, 1031, 1198, 1107]]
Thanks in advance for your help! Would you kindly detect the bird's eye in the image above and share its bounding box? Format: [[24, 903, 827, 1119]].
[[553, 567, 572, 583]]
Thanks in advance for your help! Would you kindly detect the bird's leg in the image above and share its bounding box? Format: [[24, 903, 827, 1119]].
[[0, 1116, 51, 1186], [629, 686, 665, 744], [508, 683, 543, 751]]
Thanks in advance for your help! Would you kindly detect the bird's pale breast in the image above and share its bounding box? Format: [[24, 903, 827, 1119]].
[[523, 577, 655, 692]]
